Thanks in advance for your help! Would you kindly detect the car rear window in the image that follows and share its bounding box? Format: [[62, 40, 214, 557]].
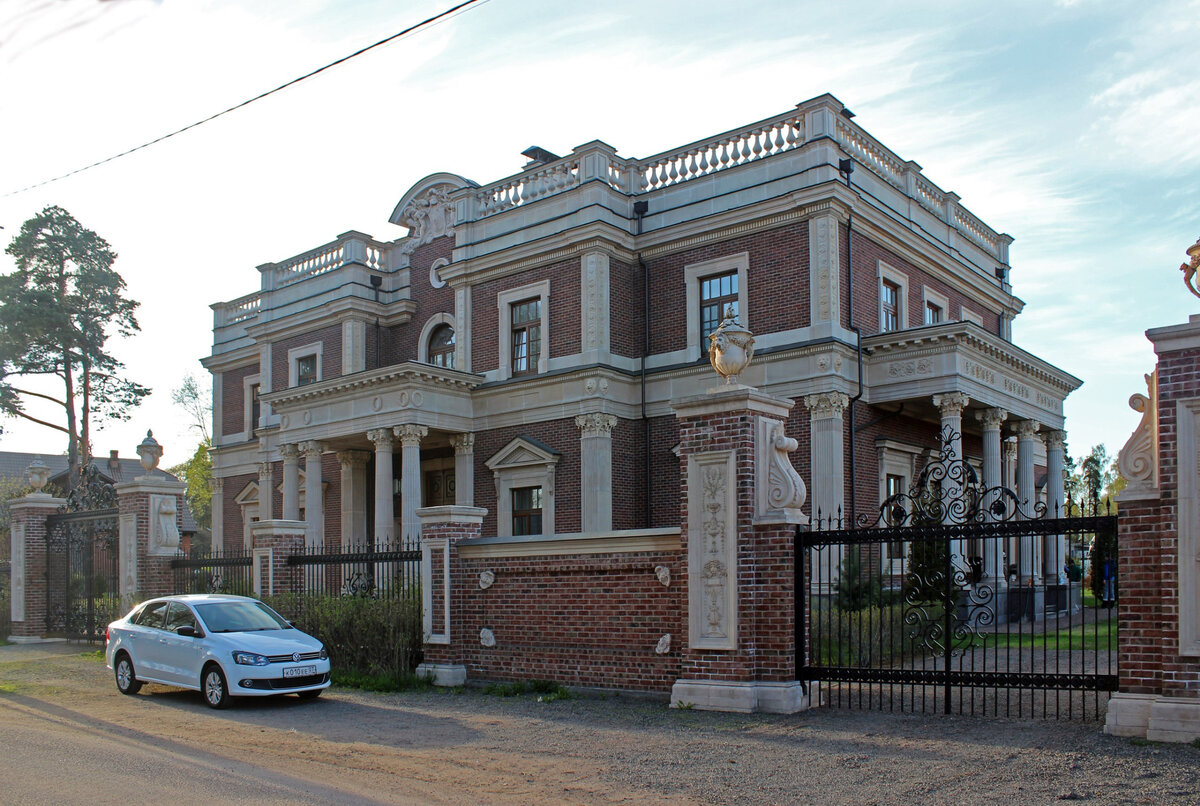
[[132, 601, 168, 629]]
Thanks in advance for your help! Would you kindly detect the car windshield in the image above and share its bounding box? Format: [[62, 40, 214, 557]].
[[192, 601, 290, 633]]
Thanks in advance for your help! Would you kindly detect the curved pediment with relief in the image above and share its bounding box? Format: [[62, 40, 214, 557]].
[[390, 173, 475, 255]]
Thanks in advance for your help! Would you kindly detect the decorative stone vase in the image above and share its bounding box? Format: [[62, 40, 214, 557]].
[[26, 456, 51, 493], [137, 430, 163, 474], [708, 307, 755, 385]]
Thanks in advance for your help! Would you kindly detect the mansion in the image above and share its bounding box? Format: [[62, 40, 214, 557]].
[[205, 93, 1079, 583]]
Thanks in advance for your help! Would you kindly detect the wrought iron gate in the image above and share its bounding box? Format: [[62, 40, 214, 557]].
[[797, 428, 1118, 720], [44, 466, 120, 642]]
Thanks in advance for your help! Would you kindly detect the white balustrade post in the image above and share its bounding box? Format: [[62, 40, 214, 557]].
[[395, 425, 428, 545], [281, 444, 301, 521], [368, 429, 395, 543]]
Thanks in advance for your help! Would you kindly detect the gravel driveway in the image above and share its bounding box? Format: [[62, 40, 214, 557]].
[[1, 643, 1197, 805]]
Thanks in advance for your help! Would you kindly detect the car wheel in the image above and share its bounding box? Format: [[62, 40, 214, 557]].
[[297, 689, 321, 700], [202, 664, 232, 709], [114, 653, 142, 696]]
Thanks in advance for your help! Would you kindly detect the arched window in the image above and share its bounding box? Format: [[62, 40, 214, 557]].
[[428, 324, 455, 369]]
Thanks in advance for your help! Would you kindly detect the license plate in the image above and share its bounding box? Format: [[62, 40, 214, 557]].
[[283, 665, 317, 678]]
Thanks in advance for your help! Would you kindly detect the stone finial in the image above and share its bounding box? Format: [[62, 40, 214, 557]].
[[136, 430, 162, 475], [26, 456, 51, 493], [1180, 236, 1200, 301], [708, 306, 755, 385]]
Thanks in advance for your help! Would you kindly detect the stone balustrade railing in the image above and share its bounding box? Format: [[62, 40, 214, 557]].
[[475, 158, 582, 216], [267, 231, 388, 289], [212, 290, 262, 328]]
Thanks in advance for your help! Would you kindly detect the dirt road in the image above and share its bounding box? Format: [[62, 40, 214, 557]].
[[1, 644, 1197, 805]]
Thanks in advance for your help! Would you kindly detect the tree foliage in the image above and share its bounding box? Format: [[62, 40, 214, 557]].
[[0, 206, 149, 484], [168, 373, 212, 532]]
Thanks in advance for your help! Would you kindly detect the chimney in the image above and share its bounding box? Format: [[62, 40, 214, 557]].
[[108, 450, 122, 481]]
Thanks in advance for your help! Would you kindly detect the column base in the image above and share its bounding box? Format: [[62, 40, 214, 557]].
[[417, 662, 467, 687], [1105, 693, 1200, 743], [670, 679, 812, 713]]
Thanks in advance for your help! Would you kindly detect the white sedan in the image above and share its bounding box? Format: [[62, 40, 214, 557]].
[[105, 594, 331, 708]]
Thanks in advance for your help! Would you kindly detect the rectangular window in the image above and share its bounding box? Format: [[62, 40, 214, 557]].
[[885, 473, 906, 557], [248, 383, 261, 432], [296, 355, 318, 386], [881, 280, 900, 332], [924, 301, 943, 325], [510, 299, 541, 376], [511, 486, 543, 536], [700, 270, 738, 356]]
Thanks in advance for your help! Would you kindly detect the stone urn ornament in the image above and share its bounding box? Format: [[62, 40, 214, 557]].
[[707, 306, 755, 385], [1181, 235, 1200, 301], [136, 430, 163, 475], [25, 456, 51, 494]]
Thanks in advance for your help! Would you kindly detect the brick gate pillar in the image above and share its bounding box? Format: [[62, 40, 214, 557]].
[[248, 521, 306, 597], [115, 432, 187, 602], [415, 505, 487, 686], [669, 379, 811, 713], [8, 489, 66, 641]]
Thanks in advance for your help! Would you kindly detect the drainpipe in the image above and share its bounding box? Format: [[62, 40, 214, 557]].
[[839, 158, 864, 522], [634, 200, 650, 529]]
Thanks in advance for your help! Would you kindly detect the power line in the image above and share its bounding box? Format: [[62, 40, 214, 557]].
[[3, 0, 489, 198]]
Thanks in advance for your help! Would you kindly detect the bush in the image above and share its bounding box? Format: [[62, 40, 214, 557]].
[[835, 549, 881, 611], [264, 592, 423, 679], [809, 599, 914, 667]]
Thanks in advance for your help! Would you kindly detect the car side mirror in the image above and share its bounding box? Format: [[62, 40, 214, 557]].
[[177, 626, 198, 638]]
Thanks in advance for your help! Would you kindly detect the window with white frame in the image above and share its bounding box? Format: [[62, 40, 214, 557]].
[[878, 439, 922, 572], [428, 324, 456, 369], [497, 281, 550, 380], [287, 342, 324, 387], [511, 486, 543, 536], [485, 436, 558, 537], [923, 287, 950, 326], [242, 374, 261, 439], [685, 253, 748, 361], [877, 262, 909, 334]]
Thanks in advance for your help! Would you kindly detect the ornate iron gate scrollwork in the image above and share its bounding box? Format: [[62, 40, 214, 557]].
[[797, 425, 1119, 720]]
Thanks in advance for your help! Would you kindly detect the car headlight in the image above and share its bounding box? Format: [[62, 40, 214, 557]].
[[319, 647, 328, 661], [232, 651, 270, 666]]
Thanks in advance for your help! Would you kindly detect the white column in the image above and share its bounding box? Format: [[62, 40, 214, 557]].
[[933, 392, 970, 575], [394, 424, 428, 545], [1044, 429, 1067, 583], [337, 450, 370, 547], [281, 444, 301, 521], [211, 477, 224, 550], [258, 342, 273, 425], [804, 392, 849, 584], [576, 413, 617, 532], [300, 440, 325, 548], [256, 461, 274, 523], [1014, 420, 1040, 580], [976, 408, 1008, 582], [368, 429, 395, 543], [342, 318, 367, 374], [449, 432, 475, 507]]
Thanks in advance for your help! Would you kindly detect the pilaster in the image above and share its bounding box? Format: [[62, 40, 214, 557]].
[[575, 413, 617, 532]]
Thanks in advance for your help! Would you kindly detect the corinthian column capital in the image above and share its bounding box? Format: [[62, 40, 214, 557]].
[[803, 391, 850, 419], [575, 413, 617, 437], [932, 392, 970, 417], [367, 428, 394, 449], [1013, 419, 1040, 439], [298, 440, 324, 459], [1042, 429, 1065, 451], [975, 407, 1008, 431], [393, 424, 428, 447], [280, 443, 300, 462], [449, 432, 475, 454]]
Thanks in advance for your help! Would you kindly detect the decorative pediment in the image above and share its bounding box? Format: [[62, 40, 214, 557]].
[[485, 436, 560, 471], [389, 173, 475, 255], [233, 481, 259, 506]]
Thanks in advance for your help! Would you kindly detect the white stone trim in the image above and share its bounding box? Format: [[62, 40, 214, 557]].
[[287, 341, 324, 388], [497, 279, 550, 380], [422, 533, 451, 645], [416, 662, 467, 686], [10, 522, 24, 622], [685, 252, 748, 361], [922, 287, 950, 325], [687, 449, 737, 650], [670, 680, 812, 714], [1105, 693, 1200, 744], [252, 547, 273, 597], [429, 257, 449, 289], [486, 437, 558, 537], [458, 527, 680, 558], [341, 318, 366, 374], [580, 251, 611, 362], [877, 440, 921, 573], [417, 312, 456, 365], [1176, 397, 1200, 656], [877, 260, 909, 332], [960, 306, 984, 326]]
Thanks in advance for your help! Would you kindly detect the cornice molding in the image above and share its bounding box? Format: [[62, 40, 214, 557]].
[[263, 361, 482, 409]]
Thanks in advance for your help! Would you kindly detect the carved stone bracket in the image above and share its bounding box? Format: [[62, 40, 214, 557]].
[[755, 417, 808, 524], [1118, 369, 1159, 496], [656, 634, 672, 655], [654, 565, 671, 587], [479, 628, 496, 648], [479, 569, 495, 589]]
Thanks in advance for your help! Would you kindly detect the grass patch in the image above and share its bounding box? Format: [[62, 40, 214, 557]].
[[81, 649, 106, 661], [481, 680, 572, 701], [331, 668, 434, 693], [978, 615, 1116, 651], [1129, 737, 1153, 747]]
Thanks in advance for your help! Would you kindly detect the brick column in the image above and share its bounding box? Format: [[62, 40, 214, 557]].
[[115, 475, 188, 601], [7, 494, 66, 641], [248, 521, 306, 597], [415, 505, 486, 686], [669, 386, 810, 713]]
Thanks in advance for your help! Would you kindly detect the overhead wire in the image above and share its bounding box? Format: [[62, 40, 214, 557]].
[[2, 0, 490, 198]]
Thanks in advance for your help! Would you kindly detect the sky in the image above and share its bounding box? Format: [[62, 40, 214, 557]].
[[0, 0, 1197, 469]]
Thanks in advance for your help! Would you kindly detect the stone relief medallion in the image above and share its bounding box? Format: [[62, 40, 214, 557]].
[[430, 258, 449, 289], [280, 414, 290, 429], [479, 628, 496, 648], [654, 565, 671, 587], [302, 411, 312, 425], [397, 390, 425, 409], [479, 570, 496, 590], [372, 396, 383, 412], [655, 634, 672, 655]]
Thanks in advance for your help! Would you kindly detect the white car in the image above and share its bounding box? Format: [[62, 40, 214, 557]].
[[105, 594, 331, 708]]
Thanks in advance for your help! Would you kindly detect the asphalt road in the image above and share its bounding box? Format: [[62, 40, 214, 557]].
[[2, 643, 1199, 805]]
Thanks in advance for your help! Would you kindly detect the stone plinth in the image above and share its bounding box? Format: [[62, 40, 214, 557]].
[[670, 385, 811, 713], [7, 495, 66, 641], [415, 506, 486, 686]]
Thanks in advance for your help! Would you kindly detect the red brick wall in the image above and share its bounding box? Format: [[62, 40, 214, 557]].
[[647, 416, 681, 528], [8, 502, 57, 637], [270, 324, 342, 391], [609, 258, 643, 359], [401, 236, 456, 364], [221, 472, 255, 551], [220, 364, 259, 439], [470, 257, 581, 375], [844, 225, 1002, 336]]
